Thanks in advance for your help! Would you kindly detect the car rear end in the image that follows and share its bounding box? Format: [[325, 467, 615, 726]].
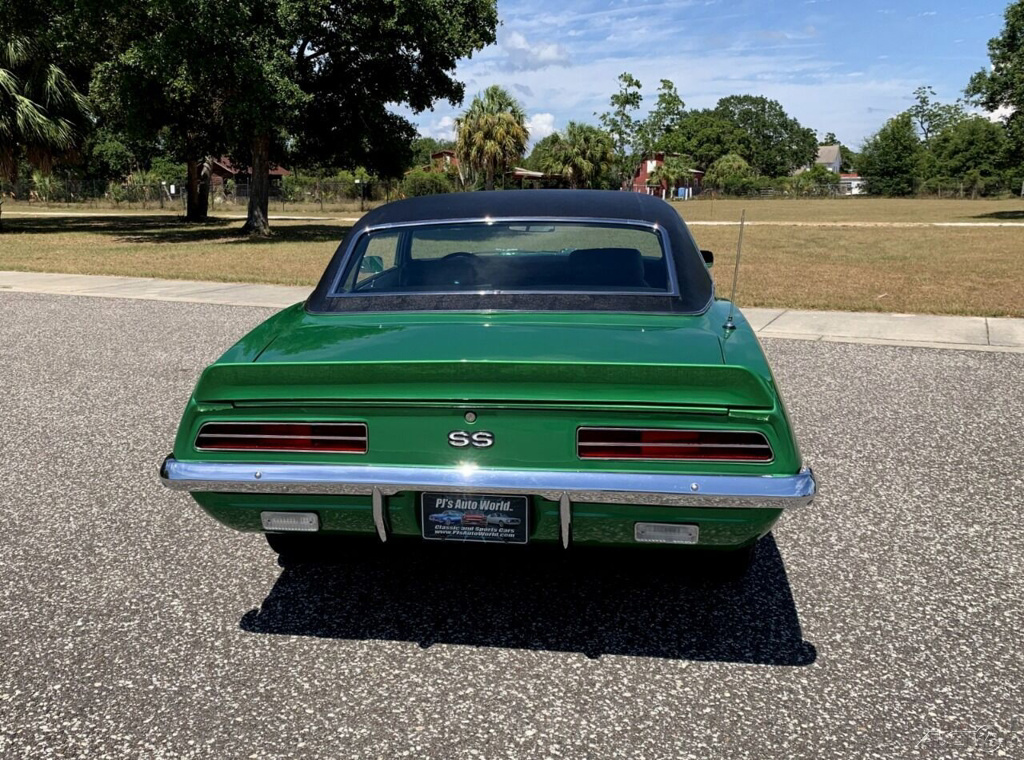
[[161, 311, 814, 555]]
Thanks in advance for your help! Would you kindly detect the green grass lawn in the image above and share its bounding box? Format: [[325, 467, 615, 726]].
[[1, 199, 1022, 317]]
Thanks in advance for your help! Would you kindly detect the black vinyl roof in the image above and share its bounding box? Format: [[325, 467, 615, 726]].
[[357, 189, 676, 228], [307, 190, 714, 314]]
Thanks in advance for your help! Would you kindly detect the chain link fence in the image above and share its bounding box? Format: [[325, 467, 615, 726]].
[[0, 177, 187, 210], [0, 176, 393, 213]]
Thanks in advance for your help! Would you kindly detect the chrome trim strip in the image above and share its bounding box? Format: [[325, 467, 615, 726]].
[[327, 217, 679, 299], [160, 457, 815, 510], [197, 421, 368, 430]]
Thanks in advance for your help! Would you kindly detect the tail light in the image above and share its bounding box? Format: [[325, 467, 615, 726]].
[[195, 422, 367, 454], [577, 427, 772, 462]]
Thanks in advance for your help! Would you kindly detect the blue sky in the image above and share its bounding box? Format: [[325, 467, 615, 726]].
[[410, 0, 1010, 149]]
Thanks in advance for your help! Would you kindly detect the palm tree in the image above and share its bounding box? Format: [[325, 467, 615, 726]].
[[455, 85, 529, 191], [540, 122, 614, 189], [0, 37, 90, 184]]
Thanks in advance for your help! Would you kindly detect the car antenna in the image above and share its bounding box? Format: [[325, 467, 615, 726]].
[[723, 209, 746, 331]]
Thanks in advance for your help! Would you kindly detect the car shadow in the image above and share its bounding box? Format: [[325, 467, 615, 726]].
[[1, 215, 348, 245], [239, 534, 816, 666], [970, 210, 1024, 221]]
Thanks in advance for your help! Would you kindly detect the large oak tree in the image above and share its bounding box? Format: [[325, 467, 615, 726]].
[[96, 0, 498, 232]]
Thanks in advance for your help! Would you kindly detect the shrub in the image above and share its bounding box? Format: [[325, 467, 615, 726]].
[[402, 169, 453, 197]]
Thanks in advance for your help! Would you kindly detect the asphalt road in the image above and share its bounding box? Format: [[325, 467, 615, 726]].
[[1, 292, 1021, 760]]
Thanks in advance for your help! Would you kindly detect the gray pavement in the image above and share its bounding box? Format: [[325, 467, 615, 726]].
[[1, 290, 1022, 759], [2, 269, 1022, 352]]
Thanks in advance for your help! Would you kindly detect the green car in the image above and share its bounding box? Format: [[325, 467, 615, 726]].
[[161, 190, 815, 576]]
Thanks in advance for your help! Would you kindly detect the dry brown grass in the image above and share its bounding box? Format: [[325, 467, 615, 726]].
[[695, 225, 1023, 317], [0, 216, 343, 286], [675, 197, 1024, 223], [1, 207, 1022, 316]]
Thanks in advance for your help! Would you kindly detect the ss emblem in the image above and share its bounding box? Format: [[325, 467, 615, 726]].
[[448, 431, 494, 448]]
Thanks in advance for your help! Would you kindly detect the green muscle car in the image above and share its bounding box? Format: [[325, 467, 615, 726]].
[[160, 190, 815, 577]]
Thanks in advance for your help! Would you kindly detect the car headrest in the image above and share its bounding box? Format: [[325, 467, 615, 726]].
[[569, 247, 648, 288]]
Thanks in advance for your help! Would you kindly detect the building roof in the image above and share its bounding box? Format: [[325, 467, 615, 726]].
[[212, 157, 291, 178], [815, 145, 842, 166]]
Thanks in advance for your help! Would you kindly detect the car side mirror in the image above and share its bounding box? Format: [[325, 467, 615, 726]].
[[359, 255, 384, 274], [700, 249, 714, 268]]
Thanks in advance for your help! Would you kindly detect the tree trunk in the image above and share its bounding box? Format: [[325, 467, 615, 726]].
[[485, 166, 495, 191], [185, 158, 211, 221], [243, 134, 272, 236]]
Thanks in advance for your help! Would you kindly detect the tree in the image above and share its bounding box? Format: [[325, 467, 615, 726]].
[[966, 1, 1024, 167], [704, 153, 753, 192], [402, 169, 453, 197], [598, 72, 644, 185], [637, 79, 686, 156], [930, 116, 1009, 196], [97, 0, 499, 231], [791, 164, 839, 195], [92, 1, 239, 222], [522, 133, 561, 171], [660, 109, 747, 171], [538, 122, 614, 189], [0, 35, 90, 185], [455, 85, 529, 191], [908, 86, 966, 144], [410, 137, 456, 170], [858, 112, 922, 196], [0, 2, 96, 229], [713, 95, 818, 176]]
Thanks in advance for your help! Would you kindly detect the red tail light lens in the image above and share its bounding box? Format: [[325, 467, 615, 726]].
[[196, 422, 367, 453], [577, 427, 772, 462]]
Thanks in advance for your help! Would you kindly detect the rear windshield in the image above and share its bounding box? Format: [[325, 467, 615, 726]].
[[331, 222, 672, 295]]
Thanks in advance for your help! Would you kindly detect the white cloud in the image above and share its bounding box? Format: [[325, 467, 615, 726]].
[[501, 30, 571, 71], [407, 0, 988, 147], [986, 105, 1016, 122], [421, 115, 456, 141], [526, 112, 556, 143]]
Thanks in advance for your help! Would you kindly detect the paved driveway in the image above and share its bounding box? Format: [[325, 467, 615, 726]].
[[1, 292, 1021, 759]]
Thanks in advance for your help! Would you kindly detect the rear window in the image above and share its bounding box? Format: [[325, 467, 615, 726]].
[[332, 222, 672, 295]]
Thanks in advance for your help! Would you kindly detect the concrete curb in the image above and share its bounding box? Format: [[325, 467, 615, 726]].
[[2, 270, 1022, 353]]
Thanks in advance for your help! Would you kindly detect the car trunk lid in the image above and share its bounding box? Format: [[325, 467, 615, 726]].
[[193, 315, 775, 409]]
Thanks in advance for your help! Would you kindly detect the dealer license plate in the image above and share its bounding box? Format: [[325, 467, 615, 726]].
[[421, 493, 529, 544]]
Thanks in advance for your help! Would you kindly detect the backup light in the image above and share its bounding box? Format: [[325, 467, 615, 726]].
[[634, 523, 699, 545], [261, 511, 320, 533]]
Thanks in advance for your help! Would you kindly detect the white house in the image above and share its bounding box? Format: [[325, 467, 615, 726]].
[[839, 173, 867, 195], [814, 145, 842, 173]]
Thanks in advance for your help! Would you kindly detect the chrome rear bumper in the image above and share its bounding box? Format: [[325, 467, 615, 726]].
[[160, 457, 816, 510]]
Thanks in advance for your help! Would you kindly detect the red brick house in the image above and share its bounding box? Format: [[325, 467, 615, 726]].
[[210, 157, 291, 189], [629, 152, 704, 198]]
